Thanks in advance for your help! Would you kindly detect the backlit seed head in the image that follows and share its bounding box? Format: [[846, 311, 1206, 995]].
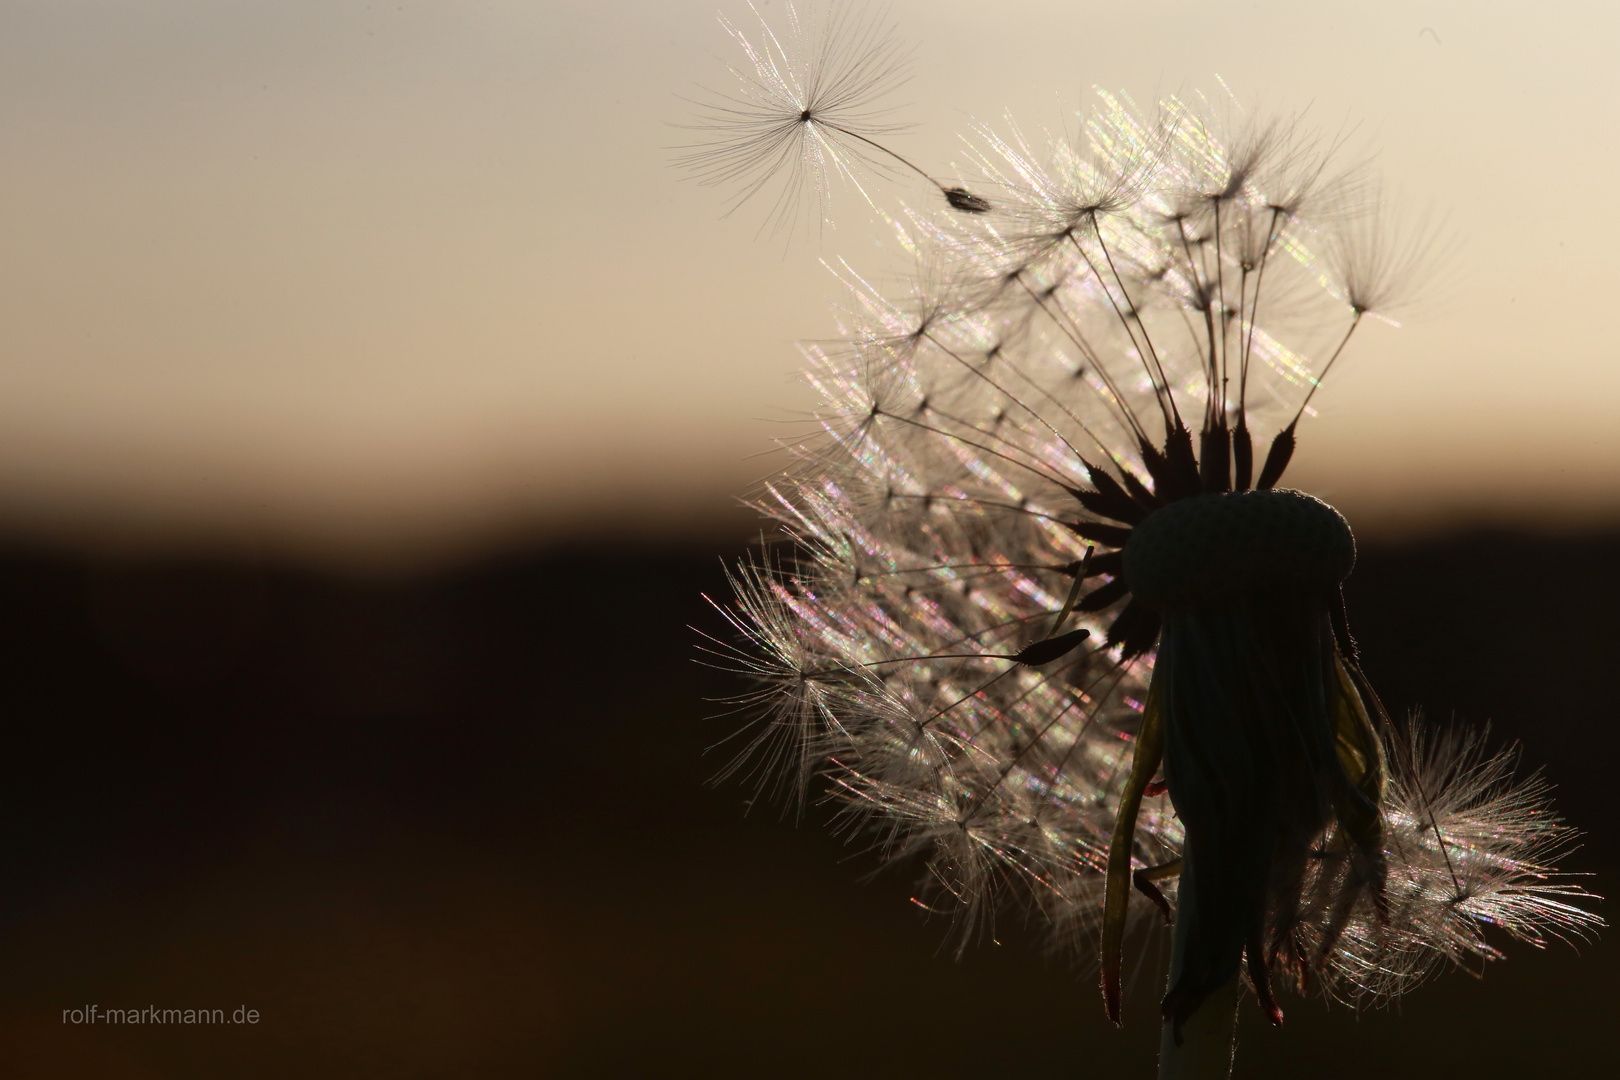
[[689, 4, 1599, 1026]]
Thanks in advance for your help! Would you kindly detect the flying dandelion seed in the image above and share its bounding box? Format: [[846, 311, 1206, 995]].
[[675, 1, 990, 235], [683, 7, 1601, 1077]]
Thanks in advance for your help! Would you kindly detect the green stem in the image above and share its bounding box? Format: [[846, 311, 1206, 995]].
[[1156, 858, 1238, 1080], [1157, 977, 1237, 1079]]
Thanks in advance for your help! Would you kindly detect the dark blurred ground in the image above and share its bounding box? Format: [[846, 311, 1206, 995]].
[[0, 532, 1612, 1078]]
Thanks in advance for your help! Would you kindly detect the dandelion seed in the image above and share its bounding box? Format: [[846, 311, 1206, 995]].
[[684, 15, 1600, 1078], [1322, 194, 1448, 318], [676, 2, 991, 234]]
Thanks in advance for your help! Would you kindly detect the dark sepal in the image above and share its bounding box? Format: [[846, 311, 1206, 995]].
[[1133, 867, 1174, 925], [1328, 586, 1359, 662], [1246, 932, 1285, 1027], [1077, 576, 1130, 612], [1255, 421, 1297, 490], [1008, 627, 1092, 666]]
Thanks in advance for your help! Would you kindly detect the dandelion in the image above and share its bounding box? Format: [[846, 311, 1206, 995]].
[[684, 10, 1600, 1077]]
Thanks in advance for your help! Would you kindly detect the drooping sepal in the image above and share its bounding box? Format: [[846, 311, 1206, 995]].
[[1101, 676, 1166, 1024]]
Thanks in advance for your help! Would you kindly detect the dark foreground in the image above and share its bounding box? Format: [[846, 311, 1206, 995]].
[[1, 532, 1612, 1078]]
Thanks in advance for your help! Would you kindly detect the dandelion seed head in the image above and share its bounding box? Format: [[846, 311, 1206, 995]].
[[692, 15, 1598, 1034]]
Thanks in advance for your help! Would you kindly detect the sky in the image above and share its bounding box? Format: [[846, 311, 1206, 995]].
[[2, 0, 1617, 567]]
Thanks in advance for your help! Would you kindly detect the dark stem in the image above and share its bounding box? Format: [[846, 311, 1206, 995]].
[[1291, 310, 1364, 425]]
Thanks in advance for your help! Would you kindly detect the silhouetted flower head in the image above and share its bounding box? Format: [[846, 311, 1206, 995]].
[[691, 13, 1599, 1044]]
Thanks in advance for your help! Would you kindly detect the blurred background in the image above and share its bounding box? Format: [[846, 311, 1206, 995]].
[[1, 1, 1614, 1076]]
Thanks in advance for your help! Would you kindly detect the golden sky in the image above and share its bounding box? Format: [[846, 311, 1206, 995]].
[[2, 0, 1617, 566]]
